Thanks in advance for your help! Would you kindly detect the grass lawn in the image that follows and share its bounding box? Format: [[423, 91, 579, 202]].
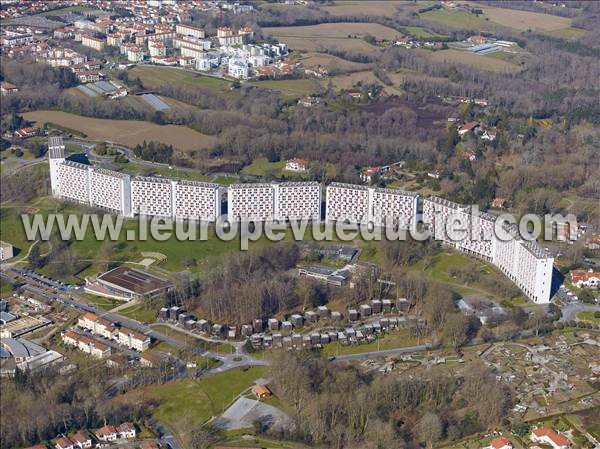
[[222, 429, 298, 449], [420, 10, 487, 29], [129, 66, 232, 93], [119, 161, 211, 182], [80, 293, 119, 311], [149, 366, 267, 432], [150, 341, 219, 369], [118, 302, 158, 323], [151, 324, 233, 353], [321, 329, 428, 356], [213, 175, 237, 185], [240, 157, 286, 177], [250, 79, 320, 99], [576, 311, 600, 324]]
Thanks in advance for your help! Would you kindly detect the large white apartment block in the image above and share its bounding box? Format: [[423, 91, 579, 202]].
[[326, 183, 371, 225], [56, 161, 91, 205], [228, 184, 274, 221], [423, 197, 554, 303], [48, 136, 66, 196], [371, 187, 418, 230], [176, 23, 205, 39], [326, 183, 417, 229], [173, 180, 223, 221], [131, 177, 172, 217], [423, 197, 494, 261], [273, 182, 321, 221], [90, 168, 132, 216]]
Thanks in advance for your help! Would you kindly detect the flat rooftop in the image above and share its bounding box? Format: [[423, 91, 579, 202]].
[[97, 266, 173, 295]]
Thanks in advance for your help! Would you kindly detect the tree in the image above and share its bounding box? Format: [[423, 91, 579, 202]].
[[27, 243, 43, 269], [417, 412, 443, 449]]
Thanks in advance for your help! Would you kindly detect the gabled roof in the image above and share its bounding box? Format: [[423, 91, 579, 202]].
[[532, 427, 570, 446]]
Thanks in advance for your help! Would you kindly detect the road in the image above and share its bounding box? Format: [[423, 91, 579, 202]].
[[560, 302, 600, 322]]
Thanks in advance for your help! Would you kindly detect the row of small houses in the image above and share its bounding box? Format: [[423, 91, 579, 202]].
[[25, 422, 140, 449], [249, 315, 425, 351], [159, 297, 412, 341]]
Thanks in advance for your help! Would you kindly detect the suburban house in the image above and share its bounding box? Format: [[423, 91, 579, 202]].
[[458, 121, 480, 136], [491, 198, 506, 209], [570, 269, 600, 288], [116, 422, 136, 439], [530, 427, 571, 449], [55, 436, 74, 449], [485, 436, 513, 449], [71, 432, 92, 448], [285, 158, 309, 172], [14, 127, 38, 138], [360, 167, 381, 183], [462, 151, 477, 161], [95, 425, 118, 442], [252, 383, 272, 399], [0, 81, 19, 95]]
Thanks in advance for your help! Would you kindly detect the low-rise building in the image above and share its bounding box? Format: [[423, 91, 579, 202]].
[[570, 269, 600, 288], [116, 422, 136, 439], [530, 427, 571, 449], [95, 425, 118, 442]]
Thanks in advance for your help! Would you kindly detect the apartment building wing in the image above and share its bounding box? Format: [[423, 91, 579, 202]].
[[131, 176, 172, 217], [273, 182, 321, 221], [325, 182, 370, 225], [175, 23, 205, 39], [117, 326, 150, 351], [56, 161, 91, 205], [371, 187, 418, 230], [61, 330, 111, 359], [173, 180, 223, 221], [228, 183, 275, 221], [90, 168, 132, 216]]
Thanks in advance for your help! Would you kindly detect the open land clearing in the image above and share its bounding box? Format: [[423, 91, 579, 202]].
[[296, 51, 372, 72], [427, 49, 523, 73], [129, 65, 231, 92], [122, 366, 267, 434], [264, 23, 400, 56], [327, 70, 402, 95], [23, 111, 217, 151], [264, 22, 401, 40]]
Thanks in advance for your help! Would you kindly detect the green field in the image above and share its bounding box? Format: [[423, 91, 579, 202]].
[[151, 324, 233, 353], [118, 302, 158, 323], [240, 157, 286, 177], [213, 175, 237, 185], [401, 26, 446, 39], [576, 311, 600, 324], [129, 66, 232, 92], [80, 293, 118, 311], [420, 9, 487, 29], [149, 341, 219, 369], [250, 79, 320, 99], [149, 366, 267, 432]]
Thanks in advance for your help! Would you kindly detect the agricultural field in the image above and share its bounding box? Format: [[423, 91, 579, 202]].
[[23, 111, 217, 152], [264, 23, 400, 56], [467, 2, 573, 31], [129, 65, 231, 93], [318, 0, 414, 17], [420, 9, 488, 29], [427, 49, 523, 73]]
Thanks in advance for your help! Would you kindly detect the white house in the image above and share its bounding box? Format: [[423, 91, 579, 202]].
[[95, 425, 118, 442]]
